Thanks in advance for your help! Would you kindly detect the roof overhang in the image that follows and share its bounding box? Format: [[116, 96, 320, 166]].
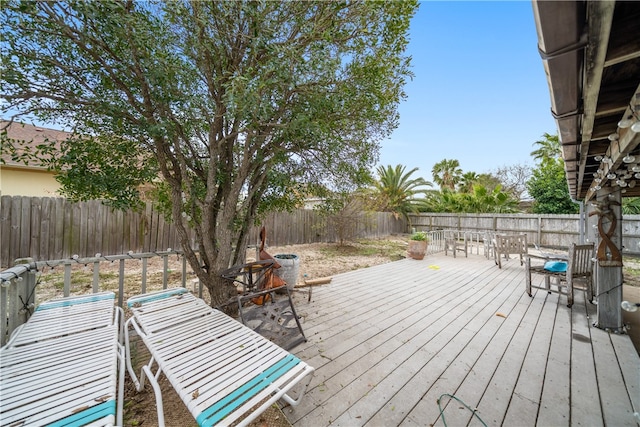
[[533, 0, 640, 201]]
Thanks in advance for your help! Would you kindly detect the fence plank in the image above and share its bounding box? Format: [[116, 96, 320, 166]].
[[39, 197, 51, 262], [30, 197, 42, 262], [52, 198, 64, 260], [18, 198, 31, 264], [1, 196, 12, 265], [9, 197, 21, 268]]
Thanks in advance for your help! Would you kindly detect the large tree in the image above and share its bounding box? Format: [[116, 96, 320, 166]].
[[491, 163, 532, 201], [371, 164, 432, 221], [527, 158, 579, 214], [1, 0, 418, 305], [527, 132, 577, 214]]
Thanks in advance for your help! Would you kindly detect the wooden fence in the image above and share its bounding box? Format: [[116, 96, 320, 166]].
[[0, 196, 407, 267], [408, 212, 640, 256]]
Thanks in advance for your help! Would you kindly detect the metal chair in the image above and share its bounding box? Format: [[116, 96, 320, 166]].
[[525, 242, 595, 307], [221, 260, 307, 350]]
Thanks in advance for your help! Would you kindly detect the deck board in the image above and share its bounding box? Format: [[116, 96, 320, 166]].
[[289, 253, 640, 427]]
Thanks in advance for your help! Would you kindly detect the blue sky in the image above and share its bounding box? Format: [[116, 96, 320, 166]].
[[380, 1, 557, 180]]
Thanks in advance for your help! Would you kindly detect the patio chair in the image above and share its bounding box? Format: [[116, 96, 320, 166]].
[[483, 231, 496, 260], [494, 233, 528, 268], [125, 287, 315, 427], [444, 230, 468, 258], [525, 242, 595, 307], [0, 292, 125, 426]]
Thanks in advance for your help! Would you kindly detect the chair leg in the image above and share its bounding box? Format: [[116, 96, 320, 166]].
[[142, 364, 166, 427], [567, 277, 574, 307], [525, 258, 532, 297]]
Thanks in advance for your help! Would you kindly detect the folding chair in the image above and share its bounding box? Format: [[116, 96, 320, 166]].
[[125, 288, 314, 427], [221, 260, 307, 350], [0, 292, 125, 426]]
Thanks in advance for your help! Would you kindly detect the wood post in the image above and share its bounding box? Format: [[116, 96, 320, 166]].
[[592, 191, 624, 331]]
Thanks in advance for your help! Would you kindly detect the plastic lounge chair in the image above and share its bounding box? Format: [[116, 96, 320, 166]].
[[0, 292, 125, 426], [124, 287, 315, 427]]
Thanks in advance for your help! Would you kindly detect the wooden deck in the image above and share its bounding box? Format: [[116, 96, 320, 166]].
[[287, 252, 640, 426]]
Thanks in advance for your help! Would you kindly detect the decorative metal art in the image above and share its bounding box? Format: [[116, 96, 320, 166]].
[[589, 199, 622, 266]]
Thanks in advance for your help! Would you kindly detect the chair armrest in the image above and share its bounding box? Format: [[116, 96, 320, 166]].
[[526, 253, 567, 262]]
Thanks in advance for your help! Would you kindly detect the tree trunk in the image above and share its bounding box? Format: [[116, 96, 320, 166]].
[[205, 272, 236, 309]]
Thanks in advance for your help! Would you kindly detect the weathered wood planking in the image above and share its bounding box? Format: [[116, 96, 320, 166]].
[[289, 252, 640, 427]]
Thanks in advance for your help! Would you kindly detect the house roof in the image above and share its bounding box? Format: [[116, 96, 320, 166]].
[[533, 1, 640, 201], [1, 120, 69, 170]]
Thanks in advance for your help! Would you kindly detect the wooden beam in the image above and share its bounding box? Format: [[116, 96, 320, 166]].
[[578, 2, 616, 200]]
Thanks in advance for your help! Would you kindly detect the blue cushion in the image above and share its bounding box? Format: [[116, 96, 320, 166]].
[[544, 261, 567, 272]]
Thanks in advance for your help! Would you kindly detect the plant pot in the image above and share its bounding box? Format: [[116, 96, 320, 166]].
[[407, 240, 427, 260], [274, 254, 300, 290]]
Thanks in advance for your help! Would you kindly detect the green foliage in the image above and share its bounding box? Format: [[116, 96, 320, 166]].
[[531, 133, 561, 163], [3, 131, 157, 210], [410, 231, 428, 241], [527, 158, 579, 214], [432, 158, 463, 191], [371, 164, 431, 221], [1, 0, 418, 304], [622, 197, 640, 214], [458, 171, 479, 193], [420, 185, 519, 213]]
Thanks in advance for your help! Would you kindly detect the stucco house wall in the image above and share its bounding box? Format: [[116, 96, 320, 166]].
[[0, 166, 60, 197], [0, 120, 67, 197]]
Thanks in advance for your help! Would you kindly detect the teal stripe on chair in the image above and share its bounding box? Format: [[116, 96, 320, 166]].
[[47, 400, 115, 427], [127, 287, 188, 307], [36, 293, 115, 311], [197, 355, 300, 427]]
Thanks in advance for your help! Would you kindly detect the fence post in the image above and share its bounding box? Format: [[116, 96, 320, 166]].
[[11, 258, 36, 330]]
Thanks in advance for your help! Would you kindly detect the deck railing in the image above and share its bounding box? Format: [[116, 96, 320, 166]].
[[0, 250, 199, 346], [422, 229, 491, 257]]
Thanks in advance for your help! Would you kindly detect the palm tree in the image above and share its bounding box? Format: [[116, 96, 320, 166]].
[[458, 171, 480, 193], [531, 133, 561, 163], [432, 158, 463, 191], [373, 164, 432, 220]]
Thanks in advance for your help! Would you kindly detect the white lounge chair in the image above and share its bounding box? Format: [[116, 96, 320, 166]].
[[125, 287, 315, 427], [0, 292, 124, 426]]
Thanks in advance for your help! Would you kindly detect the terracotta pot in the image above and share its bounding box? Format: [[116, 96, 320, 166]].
[[407, 240, 427, 260]]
